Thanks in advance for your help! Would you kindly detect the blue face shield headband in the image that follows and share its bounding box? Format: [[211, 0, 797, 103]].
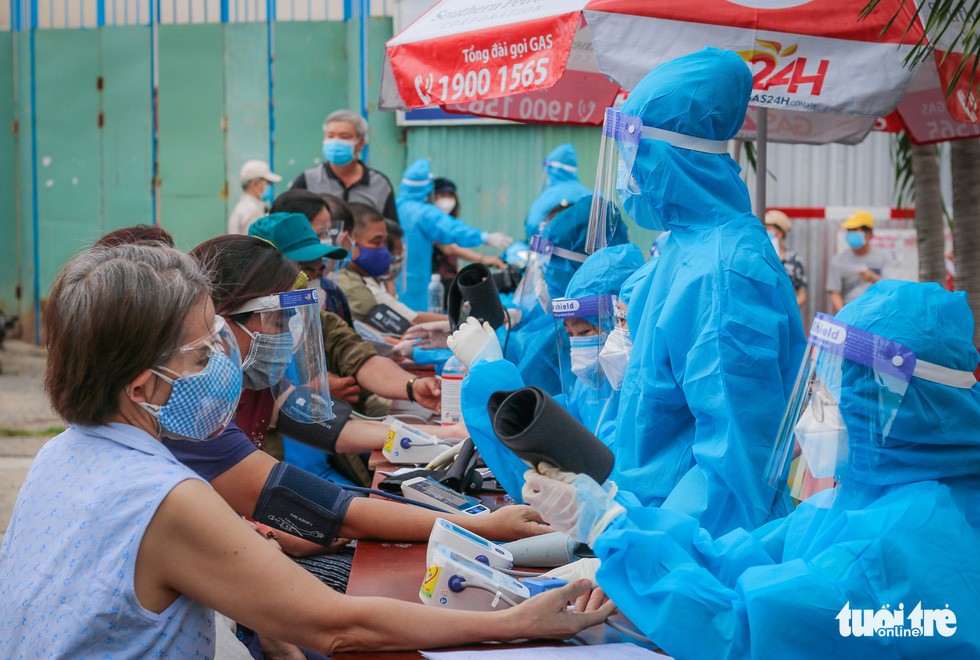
[[138, 316, 243, 442]]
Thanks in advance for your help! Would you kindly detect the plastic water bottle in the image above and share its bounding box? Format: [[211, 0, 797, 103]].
[[440, 355, 464, 424], [427, 274, 445, 314]]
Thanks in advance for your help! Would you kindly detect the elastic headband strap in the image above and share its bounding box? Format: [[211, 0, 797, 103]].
[[401, 177, 434, 187], [544, 160, 578, 173], [913, 359, 977, 389], [550, 246, 587, 263], [641, 126, 729, 155]]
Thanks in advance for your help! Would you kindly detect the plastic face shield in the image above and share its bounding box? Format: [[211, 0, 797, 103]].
[[232, 288, 334, 423], [587, 109, 642, 254], [513, 235, 588, 318], [586, 108, 731, 253], [764, 313, 915, 503], [552, 294, 615, 410]]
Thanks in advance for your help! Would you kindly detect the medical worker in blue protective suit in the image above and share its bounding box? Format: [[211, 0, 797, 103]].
[[500, 194, 630, 397], [396, 159, 513, 311], [524, 281, 980, 659], [605, 48, 806, 535], [524, 144, 591, 239], [449, 244, 645, 501], [562, 243, 646, 440]]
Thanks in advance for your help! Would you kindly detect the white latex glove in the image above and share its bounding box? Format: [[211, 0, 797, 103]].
[[522, 464, 625, 546], [542, 558, 601, 589], [446, 316, 503, 370], [483, 231, 515, 250], [401, 319, 452, 349]]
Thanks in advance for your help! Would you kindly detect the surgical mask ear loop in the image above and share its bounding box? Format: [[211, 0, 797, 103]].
[[127, 375, 165, 436]]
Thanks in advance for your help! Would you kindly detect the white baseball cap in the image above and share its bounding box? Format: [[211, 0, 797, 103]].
[[240, 159, 282, 184]]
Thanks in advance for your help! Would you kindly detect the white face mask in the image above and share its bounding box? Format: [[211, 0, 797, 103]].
[[434, 197, 457, 214], [767, 229, 780, 253], [794, 391, 848, 479], [598, 327, 632, 390]]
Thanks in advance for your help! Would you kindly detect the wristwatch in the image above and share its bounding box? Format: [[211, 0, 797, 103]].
[[406, 377, 417, 403]]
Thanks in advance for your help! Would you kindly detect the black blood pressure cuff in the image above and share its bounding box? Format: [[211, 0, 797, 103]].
[[488, 386, 614, 484], [252, 462, 356, 548], [276, 396, 353, 454], [365, 304, 412, 336], [448, 263, 506, 332], [492, 265, 522, 295]]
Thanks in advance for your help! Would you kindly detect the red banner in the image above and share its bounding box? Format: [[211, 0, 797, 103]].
[[389, 13, 581, 109]]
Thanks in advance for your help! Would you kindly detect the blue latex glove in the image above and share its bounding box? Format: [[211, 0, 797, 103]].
[[522, 465, 625, 545]]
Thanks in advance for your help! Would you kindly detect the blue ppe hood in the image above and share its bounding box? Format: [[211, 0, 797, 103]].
[[565, 243, 645, 301], [525, 144, 590, 238], [619, 253, 658, 308], [834, 280, 980, 488], [544, 143, 580, 185], [397, 158, 434, 202], [620, 48, 753, 232], [540, 194, 629, 300]]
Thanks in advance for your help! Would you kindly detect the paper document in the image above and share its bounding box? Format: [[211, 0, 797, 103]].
[[421, 643, 668, 660]]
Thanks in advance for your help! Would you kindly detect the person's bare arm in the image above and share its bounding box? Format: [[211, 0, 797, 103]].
[[828, 290, 844, 314], [354, 355, 441, 410], [334, 420, 461, 453], [435, 243, 506, 269], [328, 373, 361, 403], [338, 497, 549, 542], [208, 449, 546, 544], [137, 480, 612, 653], [411, 311, 450, 324], [796, 287, 808, 309]]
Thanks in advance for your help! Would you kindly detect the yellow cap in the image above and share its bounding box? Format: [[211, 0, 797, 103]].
[[842, 210, 874, 230], [764, 209, 791, 234]]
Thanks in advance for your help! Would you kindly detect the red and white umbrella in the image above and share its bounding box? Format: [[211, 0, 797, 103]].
[[380, 0, 980, 146]]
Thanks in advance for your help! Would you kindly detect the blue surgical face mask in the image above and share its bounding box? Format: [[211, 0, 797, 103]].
[[353, 244, 393, 278], [261, 184, 274, 206], [845, 231, 867, 249], [139, 350, 243, 441], [237, 323, 293, 391], [569, 334, 603, 388], [322, 139, 356, 166]]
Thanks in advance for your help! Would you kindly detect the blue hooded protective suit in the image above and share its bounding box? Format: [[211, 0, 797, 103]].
[[524, 144, 591, 239], [396, 159, 486, 311], [462, 242, 643, 501], [500, 194, 629, 396], [593, 280, 980, 659], [611, 48, 805, 536]]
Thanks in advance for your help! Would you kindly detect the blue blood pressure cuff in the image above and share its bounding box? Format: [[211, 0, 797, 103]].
[[276, 396, 353, 455], [252, 462, 356, 548]]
